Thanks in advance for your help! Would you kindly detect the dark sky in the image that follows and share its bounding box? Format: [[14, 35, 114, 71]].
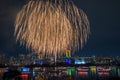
[[0, 0, 120, 57]]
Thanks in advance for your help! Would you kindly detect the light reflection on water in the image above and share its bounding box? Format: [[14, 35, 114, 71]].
[[31, 66, 120, 80], [1, 66, 120, 80]]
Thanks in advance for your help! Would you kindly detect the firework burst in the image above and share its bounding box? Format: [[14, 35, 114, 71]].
[[15, 0, 90, 57]]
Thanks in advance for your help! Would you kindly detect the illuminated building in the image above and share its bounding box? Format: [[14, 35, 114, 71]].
[[65, 50, 71, 64], [37, 53, 43, 65]]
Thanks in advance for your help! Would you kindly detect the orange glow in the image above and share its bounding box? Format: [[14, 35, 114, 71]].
[[20, 74, 28, 79], [0, 70, 3, 74], [66, 50, 70, 53], [38, 53, 42, 56], [78, 71, 88, 75]]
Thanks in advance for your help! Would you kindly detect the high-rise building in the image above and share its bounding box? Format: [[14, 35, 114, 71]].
[[0, 54, 5, 64], [19, 54, 25, 65]]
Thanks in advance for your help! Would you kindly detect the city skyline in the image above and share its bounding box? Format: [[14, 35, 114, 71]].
[[0, 0, 120, 57]]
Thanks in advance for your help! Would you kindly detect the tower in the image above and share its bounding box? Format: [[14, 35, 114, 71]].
[[65, 50, 71, 64], [38, 53, 43, 65]]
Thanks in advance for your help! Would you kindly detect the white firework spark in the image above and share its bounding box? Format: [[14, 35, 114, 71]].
[[15, 0, 90, 57]]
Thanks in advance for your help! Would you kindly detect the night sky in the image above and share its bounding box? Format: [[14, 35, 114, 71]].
[[0, 0, 120, 57]]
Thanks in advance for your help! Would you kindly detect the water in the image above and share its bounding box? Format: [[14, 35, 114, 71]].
[[1, 66, 120, 80]]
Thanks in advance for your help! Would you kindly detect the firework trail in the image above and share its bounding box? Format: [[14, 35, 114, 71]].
[[15, 0, 90, 57]]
